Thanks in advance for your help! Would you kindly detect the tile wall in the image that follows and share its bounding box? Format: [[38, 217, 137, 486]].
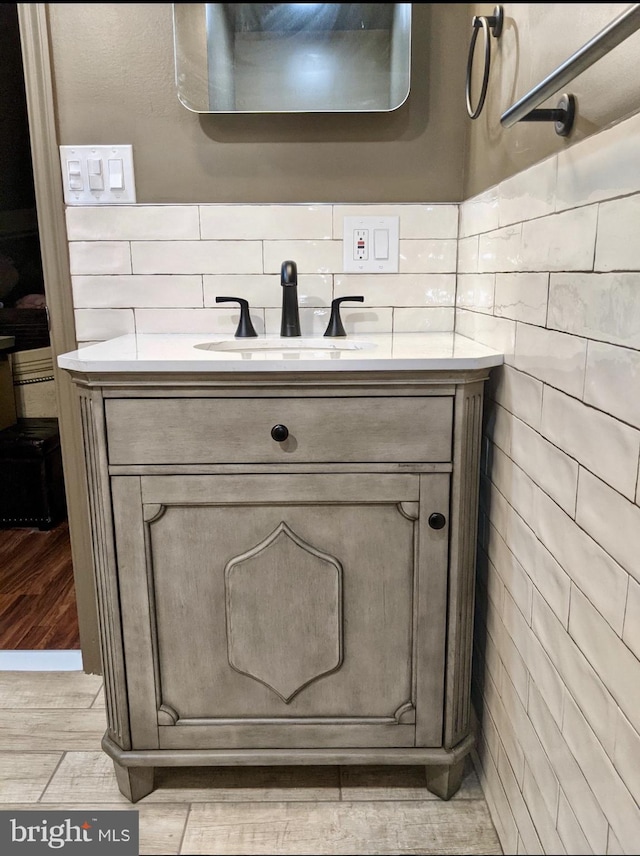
[[458, 111, 640, 854], [65, 204, 458, 343]]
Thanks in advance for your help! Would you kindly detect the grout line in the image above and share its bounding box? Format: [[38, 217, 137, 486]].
[[36, 750, 67, 803]]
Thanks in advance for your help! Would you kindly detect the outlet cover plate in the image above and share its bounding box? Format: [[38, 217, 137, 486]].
[[343, 215, 399, 273]]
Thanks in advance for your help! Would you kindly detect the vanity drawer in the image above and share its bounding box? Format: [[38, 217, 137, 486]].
[[105, 396, 453, 465]]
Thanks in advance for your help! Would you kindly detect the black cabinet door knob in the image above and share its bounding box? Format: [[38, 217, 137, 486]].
[[271, 424, 289, 442], [428, 512, 446, 530]]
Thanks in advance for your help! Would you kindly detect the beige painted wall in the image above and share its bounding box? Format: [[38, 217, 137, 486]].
[[47, 3, 470, 203], [464, 3, 640, 197]]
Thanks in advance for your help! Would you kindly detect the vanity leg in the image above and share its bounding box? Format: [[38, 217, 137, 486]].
[[113, 761, 155, 802], [425, 758, 465, 800]]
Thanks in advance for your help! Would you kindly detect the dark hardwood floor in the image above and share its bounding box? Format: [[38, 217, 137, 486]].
[[0, 520, 80, 649]]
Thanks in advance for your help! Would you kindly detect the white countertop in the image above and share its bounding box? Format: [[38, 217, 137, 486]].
[[57, 332, 504, 374]]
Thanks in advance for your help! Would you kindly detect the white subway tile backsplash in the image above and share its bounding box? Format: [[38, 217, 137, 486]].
[[513, 324, 587, 398], [521, 206, 598, 272], [484, 670, 526, 785], [510, 415, 579, 515], [457, 235, 479, 274], [263, 240, 342, 274], [392, 307, 454, 332], [528, 682, 609, 855], [490, 446, 537, 523], [541, 386, 640, 499], [501, 586, 564, 726], [613, 709, 640, 807], [595, 195, 640, 271], [494, 273, 549, 325], [554, 792, 600, 855], [479, 225, 523, 273], [506, 509, 570, 626], [521, 762, 565, 855], [533, 590, 617, 757], [495, 738, 545, 855], [556, 111, 640, 211], [131, 240, 263, 275], [488, 526, 532, 622], [498, 157, 557, 228], [534, 486, 628, 635], [200, 204, 332, 240], [456, 274, 495, 312], [65, 205, 200, 241], [69, 241, 131, 275], [72, 275, 203, 308], [576, 469, 640, 584], [476, 740, 520, 856], [74, 308, 134, 342], [623, 577, 640, 662], [203, 274, 332, 309], [488, 364, 543, 431], [459, 187, 500, 238], [335, 273, 455, 307], [398, 239, 457, 273], [562, 694, 640, 856], [263, 306, 331, 337], [455, 310, 517, 360], [548, 272, 640, 349], [568, 586, 640, 736], [607, 827, 625, 856], [500, 667, 561, 823], [134, 307, 265, 336], [333, 204, 458, 239], [584, 340, 640, 430]]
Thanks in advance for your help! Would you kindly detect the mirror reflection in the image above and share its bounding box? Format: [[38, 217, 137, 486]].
[[173, 3, 412, 113]]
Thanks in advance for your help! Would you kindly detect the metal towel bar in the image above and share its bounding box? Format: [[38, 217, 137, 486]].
[[501, 3, 640, 135]]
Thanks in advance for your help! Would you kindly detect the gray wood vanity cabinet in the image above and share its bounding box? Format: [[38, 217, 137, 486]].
[[69, 366, 488, 803]]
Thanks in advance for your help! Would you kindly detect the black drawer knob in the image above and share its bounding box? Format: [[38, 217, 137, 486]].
[[271, 424, 289, 442], [428, 512, 446, 530]]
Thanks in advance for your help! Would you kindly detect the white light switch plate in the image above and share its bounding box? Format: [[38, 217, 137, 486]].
[[343, 215, 399, 273], [59, 145, 136, 205]]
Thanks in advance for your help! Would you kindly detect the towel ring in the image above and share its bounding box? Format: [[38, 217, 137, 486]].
[[466, 6, 503, 120]]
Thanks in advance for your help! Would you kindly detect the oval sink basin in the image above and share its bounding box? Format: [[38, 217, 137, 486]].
[[195, 338, 377, 353]]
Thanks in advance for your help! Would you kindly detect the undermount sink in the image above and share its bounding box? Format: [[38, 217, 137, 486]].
[[194, 338, 377, 353]]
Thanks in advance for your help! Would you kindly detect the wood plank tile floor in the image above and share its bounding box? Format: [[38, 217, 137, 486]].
[[0, 671, 503, 855]]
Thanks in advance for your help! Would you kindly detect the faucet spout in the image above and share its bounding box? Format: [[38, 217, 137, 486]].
[[280, 260, 301, 337]]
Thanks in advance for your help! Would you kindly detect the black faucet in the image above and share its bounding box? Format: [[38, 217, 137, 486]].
[[280, 260, 301, 337]]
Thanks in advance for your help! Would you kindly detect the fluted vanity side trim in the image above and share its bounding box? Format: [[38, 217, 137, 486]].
[[444, 381, 485, 748], [78, 390, 131, 749]]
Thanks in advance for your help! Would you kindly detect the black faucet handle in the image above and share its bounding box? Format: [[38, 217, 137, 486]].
[[323, 296, 365, 338], [215, 296, 258, 338]]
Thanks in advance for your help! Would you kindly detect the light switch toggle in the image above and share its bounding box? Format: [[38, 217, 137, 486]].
[[67, 160, 83, 191], [108, 159, 124, 190], [374, 229, 389, 260], [87, 158, 104, 191]]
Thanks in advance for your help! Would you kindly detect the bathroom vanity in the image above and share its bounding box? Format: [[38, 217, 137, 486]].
[[58, 332, 503, 803]]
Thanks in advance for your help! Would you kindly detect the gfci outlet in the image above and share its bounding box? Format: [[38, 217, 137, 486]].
[[59, 145, 136, 205], [343, 216, 399, 273]]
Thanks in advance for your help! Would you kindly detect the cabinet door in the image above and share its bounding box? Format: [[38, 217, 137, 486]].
[[112, 472, 449, 750]]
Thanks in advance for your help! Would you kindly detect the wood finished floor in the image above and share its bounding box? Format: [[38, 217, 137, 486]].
[[0, 521, 80, 649], [0, 671, 503, 855]]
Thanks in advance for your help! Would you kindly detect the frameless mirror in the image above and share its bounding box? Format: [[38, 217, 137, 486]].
[[173, 4, 412, 113]]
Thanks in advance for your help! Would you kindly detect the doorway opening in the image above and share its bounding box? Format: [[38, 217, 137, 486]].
[[0, 3, 80, 655]]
